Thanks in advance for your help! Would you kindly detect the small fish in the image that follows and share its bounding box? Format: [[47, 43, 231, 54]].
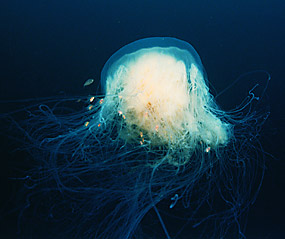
[[84, 78, 94, 87]]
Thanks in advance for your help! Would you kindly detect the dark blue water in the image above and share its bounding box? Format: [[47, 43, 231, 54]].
[[0, 0, 284, 238]]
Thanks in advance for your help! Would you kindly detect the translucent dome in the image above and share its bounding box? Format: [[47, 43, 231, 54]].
[[99, 37, 232, 159]]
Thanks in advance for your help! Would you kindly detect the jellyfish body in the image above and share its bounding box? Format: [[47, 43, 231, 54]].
[[100, 37, 232, 165], [15, 37, 268, 239]]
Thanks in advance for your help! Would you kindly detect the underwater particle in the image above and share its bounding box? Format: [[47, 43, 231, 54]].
[[169, 194, 179, 209], [89, 96, 95, 103], [83, 78, 94, 87], [205, 146, 211, 153]]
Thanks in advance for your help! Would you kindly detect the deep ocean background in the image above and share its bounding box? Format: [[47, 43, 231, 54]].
[[0, 0, 284, 238]]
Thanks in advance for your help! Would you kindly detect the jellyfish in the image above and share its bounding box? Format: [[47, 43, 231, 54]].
[[8, 37, 269, 238]]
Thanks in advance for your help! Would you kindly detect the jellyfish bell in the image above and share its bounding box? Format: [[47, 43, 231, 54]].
[[99, 37, 232, 165]]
